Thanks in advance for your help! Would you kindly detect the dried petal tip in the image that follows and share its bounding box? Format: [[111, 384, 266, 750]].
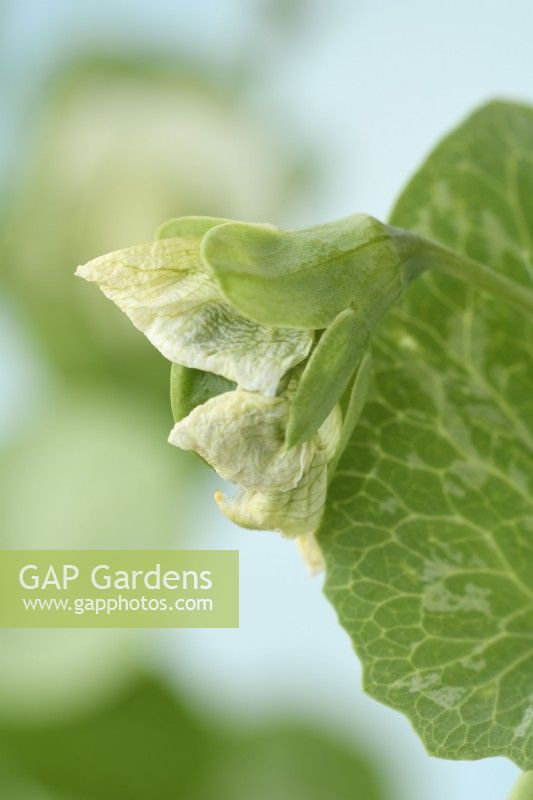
[[296, 532, 325, 575], [74, 263, 90, 279]]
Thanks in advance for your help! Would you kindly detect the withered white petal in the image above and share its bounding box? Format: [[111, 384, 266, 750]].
[[214, 449, 328, 538], [149, 301, 311, 396], [169, 389, 314, 491], [76, 238, 312, 395], [296, 531, 326, 574], [75, 238, 217, 308], [210, 401, 342, 539]]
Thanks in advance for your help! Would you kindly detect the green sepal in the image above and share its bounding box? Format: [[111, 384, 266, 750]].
[[170, 363, 235, 424], [329, 352, 372, 475], [156, 215, 231, 240], [286, 309, 369, 447], [201, 214, 406, 330]]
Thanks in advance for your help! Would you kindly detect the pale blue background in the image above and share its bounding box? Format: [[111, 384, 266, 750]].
[[1, 2, 532, 798]]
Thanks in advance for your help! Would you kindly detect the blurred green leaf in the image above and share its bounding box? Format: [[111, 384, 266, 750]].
[[0, 390, 186, 719], [206, 723, 385, 800], [0, 677, 388, 800], [1, 56, 302, 400], [0, 678, 208, 800], [0, 389, 182, 550], [509, 771, 533, 800]]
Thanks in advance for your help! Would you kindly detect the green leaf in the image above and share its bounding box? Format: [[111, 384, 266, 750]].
[[318, 101, 533, 768]]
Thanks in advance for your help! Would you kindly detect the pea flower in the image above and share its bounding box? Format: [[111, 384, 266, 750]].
[[74, 213, 427, 565], [77, 211, 533, 569]]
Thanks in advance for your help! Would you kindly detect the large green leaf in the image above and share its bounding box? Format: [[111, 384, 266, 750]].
[[318, 101, 533, 767]]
